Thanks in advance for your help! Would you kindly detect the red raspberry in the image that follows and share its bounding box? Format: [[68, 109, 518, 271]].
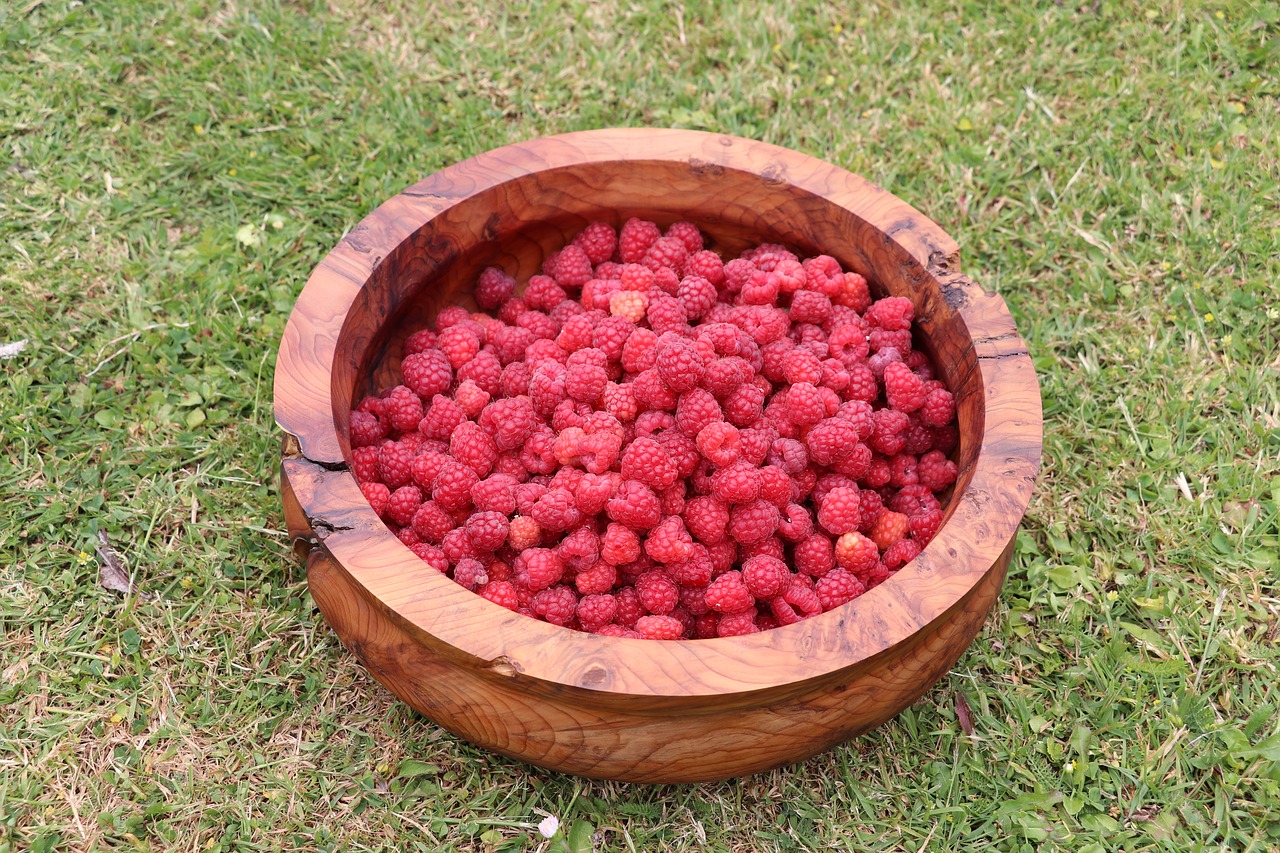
[[401, 349, 452, 398], [360, 481, 390, 516], [634, 570, 679, 614], [755, 467, 792, 508], [606, 480, 662, 530], [449, 421, 498, 478], [572, 222, 617, 265], [410, 500, 453, 543], [452, 380, 490, 419], [676, 275, 717, 319], [844, 364, 877, 402], [794, 534, 835, 577], [907, 506, 945, 546], [600, 522, 641, 565], [480, 396, 540, 451], [507, 516, 541, 551], [555, 313, 595, 353], [418, 394, 466, 441], [349, 410, 386, 449], [591, 315, 633, 361], [646, 295, 689, 337], [784, 382, 825, 426], [817, 486, 862, 535], [612, 586, 645, 628], [464, 511, 509, 553], [901, 419, 934, 456], [403, 329, 437, 355], [867, 346, 903, 380], [869, 327, 913, 354], [530, 487, 580, 533], [642, 236, 689, 273], [835, 532, 879, 577], [883, 362, 926, 413], [889, 453, 919, 488], [742, 555, 789, 598], [472, 475, 518, 515], [352, 445, 380, 484], [727, 499, 780, 543], [618, 263, 655, 294], [594, 382, 635, 424], [722, 382, 766, 426], [920, 386, 955, 428], [452, 558, 489, 591], [437, 325, 480, 369], [564, 349, 608, 403], [789, 290, 833, 325], [576, 593, 618, 631], [395, 526, 420, 547], [675, 388, 722, 438], [669, 546, 714, 587], [716, 610, 759, 637], [492, 326, 535, 367], [435, 306, 472, 330], [777, 502, 814, 541], [532, 585, 579, 626], [705, 571, 754, 614], [683, 495, 729, 544], [659, 480, 688, 516], [695, 421, 741, 467], [736, 428, 772, 467], [385, 485, 423, 527], [620, 437, 679, 491], [805, 418, 860, 466], [781, 348, 822, 385], [917, 450, 958, 492], [767, 438, 808, 476], [575, 561, 618, 596], [631, 368, 678, 412], [661, 221, 702, 253], [816, 568, 866, 611], [620, 327, 659, 373], [633, 614, 682, 640], [409, 451, 446, 492], [515, 548, 564, 591], [870, 408, 910, 456], [771, 577, 822, 624], [474, 266, 516, 310], [866, 296, 913, 331], [685, 250, 725, 286], [553, 244, 594, 288], [479, 580, 519, 610], [883, 538, 921, 570], [431, 461, 478, 513], [738, 269, 779, 305], [377, 441, 414, 489], [618, 218, 662, 263], [833, 271, 871, 311], [644, 516, 694, 564], [710, 461, 760, 504], [740, 536, 785, 563], [578, 430, 623, 475], [524, 274, 568, 312], [869, 510, 910, 552]]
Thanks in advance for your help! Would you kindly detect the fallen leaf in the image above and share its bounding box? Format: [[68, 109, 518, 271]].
[[1128, 803, 1161, 823], [96, 530, 146, 598], [955, 692, 975, 736]]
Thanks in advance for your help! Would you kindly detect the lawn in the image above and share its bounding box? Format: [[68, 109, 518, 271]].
[[1, 0, 1278, 850]]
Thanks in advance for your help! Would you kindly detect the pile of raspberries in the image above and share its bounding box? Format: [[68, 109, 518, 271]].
[[348, 218, 959, 641]]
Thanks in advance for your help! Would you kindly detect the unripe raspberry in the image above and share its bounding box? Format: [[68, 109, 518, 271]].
[[508, 516, 541, 551], [869, 510, 911, 552]]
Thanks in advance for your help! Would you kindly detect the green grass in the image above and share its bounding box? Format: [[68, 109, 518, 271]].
[[1, 0, 1278, 850]]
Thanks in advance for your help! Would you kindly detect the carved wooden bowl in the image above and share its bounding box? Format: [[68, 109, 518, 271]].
[[274, 128, 1042, 783]]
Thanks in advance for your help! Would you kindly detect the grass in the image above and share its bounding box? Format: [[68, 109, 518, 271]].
[[1, 0, 1277, 849]]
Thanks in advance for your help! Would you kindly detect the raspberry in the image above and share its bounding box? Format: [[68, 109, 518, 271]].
[[866, 296, 913, 331], [883, 362, 926, 413], [360, 481, 390, 517], [805, 418, 860, 466], [643, 235, 689, 273], [676, 275, 717, 320], [377, 441, 414, 489], [449, 421, 498, 477], [858, 485, 885, 531], [475, 267, 517, 310], [917, 450, 958, 492], [452, 558, 489, 591], [352, 445, 380, 484], [635, 614, 684, 640], [578, 430, 623, 474], [816, 568, 866, 611], [646, 295, 689, 337], [870, 408, 910, 456], [909, 506, 945, 545], [669, 546, 714, 587], [710, 461, 761, 504], [509, 515, 542, 551], [920, 386, 956, 428], [889, 453, 919, 488], [742, 555, 789, 598], [757, 466, 793, 508], [600, 522, 641, 565], [834, 271, 871, 311], [661, 221, 702, 253], [659, 480, 688, 517], [783, 382, 825, 426], [386, 485, 423, 527], [739, 269, 779, 305], [618, 218, 662, 263], [471, 475, 517, 515], [553, 244, 593, 288], [410, 500, 453, 543], [606, 480, 662, 530], [868, 346, 903, 381], [401, 349, 452, 398], [634, 570, 679, 614], [705, 571, 755, 614], [835, 532, 879, 577], [772, 577, 822, 624], [674, 389, 721, 439], [740, 536, 784, 563], [432, 461, 478, 513], [767, 438, 808, 476], [437, 324, 480, 369], [524, 274, 568, 312], [620, 437, 679, 491], [575, 561, 618, 595], [644, 516, 694, 564], [532, 585, 579, 626], [883, 538, 921, 570], [515, 548, 564, 591], [577, 593, 618, 631], [349, 410, 386, 449], [777, 502, 814, 541], [685, 250, 725, 286], [727, 499, 780, 543], [722, 382, 766, 426], [435, 306, 473, 331], [631, 368, 678, 412], [695, 421, 740, 467], [479, 580, 520, 610], [480, 396, 541, 452], [573, 221, 617, 265], [530, 487, 580, 533], [564, 348, 609, 403], [816, 486, 862, 535], [683, 495, 729, 544], [620, 327, 659, 373], [452, 380, 491, 419], [794, 534, 835, 577], [555, 313, 595, 353], [869, 327, 913, 354], [613, 586, 645, 628], [716, 610, 759, 637], [780, 348, 822, 385], [845, 364, 877, 402], [465, 511, 509, 552], [403, 329, 438, 355], [418, 394, 466, 441], [869, 510, 910, 552], [790, 290, 833, 325]]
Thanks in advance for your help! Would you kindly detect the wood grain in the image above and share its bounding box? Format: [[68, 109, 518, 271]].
[[274, 128, 1043, 782]]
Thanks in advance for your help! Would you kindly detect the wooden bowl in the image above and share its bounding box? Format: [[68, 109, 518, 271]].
[[274, 128, 1042, 783]]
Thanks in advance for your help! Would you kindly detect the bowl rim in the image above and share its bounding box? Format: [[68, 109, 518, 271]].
[[275, 127, 1042, 699]]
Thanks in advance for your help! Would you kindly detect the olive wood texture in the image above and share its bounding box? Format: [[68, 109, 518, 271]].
[[274, 128, 1042, 783]]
